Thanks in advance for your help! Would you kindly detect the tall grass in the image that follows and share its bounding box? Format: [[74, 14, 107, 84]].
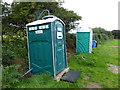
[[2, 40, 119, 88]]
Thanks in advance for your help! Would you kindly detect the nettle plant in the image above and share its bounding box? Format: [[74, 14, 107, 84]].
[[2, 65, 22, 88]]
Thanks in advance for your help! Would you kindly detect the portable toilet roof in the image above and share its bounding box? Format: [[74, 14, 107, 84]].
[[76, 27, 93, 53], [26, 15, 64, 26], [77, 27, 92, 32]]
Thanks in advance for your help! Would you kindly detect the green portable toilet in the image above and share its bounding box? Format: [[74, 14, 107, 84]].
[[76, 27, 93, 53], [26, 15, 68, 78]]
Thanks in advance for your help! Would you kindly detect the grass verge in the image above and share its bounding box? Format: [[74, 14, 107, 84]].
[[4, 40, 119, 88]]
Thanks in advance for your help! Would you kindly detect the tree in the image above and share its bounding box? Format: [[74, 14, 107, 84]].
[[92, 27, 106, 34], [92, 27, 113, 43], [3, 2, 81, 34]]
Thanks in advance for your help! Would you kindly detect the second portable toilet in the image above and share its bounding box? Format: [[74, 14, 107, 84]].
[[76, 27, 93, 53], [26, 14, 68, 78]]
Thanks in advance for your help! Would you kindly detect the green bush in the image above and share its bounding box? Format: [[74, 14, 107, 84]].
[[2, 39, 28, 67], [2, 65, 22, 88], [92, 27, 114, 43], [2, 47, 15, 66], [93, 33, 112, 44], [66, 33, 76, 52], [112, 30, 120, 39], [93, 33, 100, 43]]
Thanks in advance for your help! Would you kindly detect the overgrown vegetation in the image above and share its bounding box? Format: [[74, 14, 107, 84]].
[[66, 33, 76, 53], [2, 65, 22, 88], [2, 40, 119, 88], [2, 40, 28, 66], [111, 30, 120, 39], [92, 27, 114, 43]]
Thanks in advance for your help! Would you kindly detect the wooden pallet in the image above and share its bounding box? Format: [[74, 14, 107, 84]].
[[55, 67, 69, 81]]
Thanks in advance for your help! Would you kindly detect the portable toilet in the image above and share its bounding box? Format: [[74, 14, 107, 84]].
[[26, 15, 68, 78], [76, 27, 93, 53]]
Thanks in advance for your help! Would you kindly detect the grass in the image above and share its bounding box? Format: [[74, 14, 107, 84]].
[[14, 39, 119, 88]]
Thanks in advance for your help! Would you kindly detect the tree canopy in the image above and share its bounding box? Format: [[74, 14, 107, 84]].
[[92, 27, 114, 43], [2, 2, 81, 34]]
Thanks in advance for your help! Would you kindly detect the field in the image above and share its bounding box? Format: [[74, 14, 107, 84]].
[[3, 40, 119, 88]]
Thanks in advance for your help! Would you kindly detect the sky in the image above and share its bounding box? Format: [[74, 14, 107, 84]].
[[61, 0, 119, 31], [3, 0, 120, 31]]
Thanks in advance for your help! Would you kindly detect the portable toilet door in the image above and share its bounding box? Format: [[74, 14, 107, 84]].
[[26, 15, 68, 78], [76, 27, 93, 53]]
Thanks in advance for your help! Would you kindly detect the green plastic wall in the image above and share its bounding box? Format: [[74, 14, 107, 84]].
[[53, 20, 67, 74], [76, 32, 90, 53]]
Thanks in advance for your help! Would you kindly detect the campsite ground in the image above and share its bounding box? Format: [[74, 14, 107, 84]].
[[11, 40, 119, 88]]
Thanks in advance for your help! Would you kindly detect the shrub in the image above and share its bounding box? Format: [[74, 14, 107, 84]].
[[66, 33, 76, 53], [2, 47, 15, 66], [2, 65, 22, 88], [93, 33, 112, 44], [2, 39, 28, 67]]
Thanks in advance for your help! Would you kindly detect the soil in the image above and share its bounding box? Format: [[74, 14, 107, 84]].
[[107, 64, 120, 74], [83, 76, 102, 88], [67, 49, 75, 57], [87, 82, 102, 88], [111, 46, 120, 47], [83, 76, 90, 81], [82, 76, 90, 83]]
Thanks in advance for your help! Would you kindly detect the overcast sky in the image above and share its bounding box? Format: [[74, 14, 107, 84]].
[[61, 0, 119, 31], [3, 0, 120, 31]]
